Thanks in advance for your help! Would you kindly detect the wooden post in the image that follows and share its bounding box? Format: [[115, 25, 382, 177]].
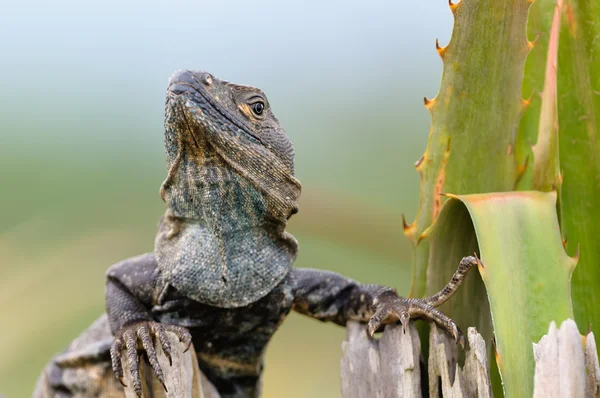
[[341, 322, 491, 398], [110, 318, 600, 397], [122, 332, 220, 398], [533, 319, 600, 398], [428, 326, 491, 397], [340, 322, 422, 398], [340, 319, 600, 397]]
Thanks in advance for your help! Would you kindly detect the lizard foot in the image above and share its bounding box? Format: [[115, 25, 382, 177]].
[[368, 292, 465, 348], [368, 291, 410, 338], [366, 256, 481, 346], [110, 321, 192, 397]]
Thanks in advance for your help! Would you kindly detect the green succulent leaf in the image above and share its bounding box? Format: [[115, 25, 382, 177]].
[[517, 0, 600, 341], [428, 191, 575, 396], [404, 0, 596, 394], [556, 0, 600, 336], [406, 2, 533, 391]]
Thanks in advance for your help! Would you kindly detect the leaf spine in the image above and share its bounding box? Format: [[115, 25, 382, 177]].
[[435, 38, 447, 59]]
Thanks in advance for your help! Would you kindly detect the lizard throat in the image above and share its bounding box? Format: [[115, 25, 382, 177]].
[[161, 94, 301, 228]]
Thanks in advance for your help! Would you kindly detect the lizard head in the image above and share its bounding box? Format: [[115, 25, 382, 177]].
[[162, 70, 301, 224]]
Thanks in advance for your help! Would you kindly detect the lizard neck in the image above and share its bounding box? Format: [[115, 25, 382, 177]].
[[155, 149, 299, 308], [160, 158, 295, 234], [160, 121, 299, 233], [156, 99, 302, 307]]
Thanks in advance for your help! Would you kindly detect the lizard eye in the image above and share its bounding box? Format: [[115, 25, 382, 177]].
[[252, 102, 265, 116]]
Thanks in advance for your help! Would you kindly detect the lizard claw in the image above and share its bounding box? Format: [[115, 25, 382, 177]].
[[367, 291, 466, 347], [452, 323, 466, 349], [400, 312, 409, 335], [406, 298, 465, 348], [367, 291, 410, 338], [110, 321, 192, 397]]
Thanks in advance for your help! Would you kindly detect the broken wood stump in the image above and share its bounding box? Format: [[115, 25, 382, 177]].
[[43, 316, 599, 397], [340, 321, 490, 398], [340, 321, 422, 398], [428, 324, 491, 398], [341, 319, 600, 397], [533, 319, 600, 398]]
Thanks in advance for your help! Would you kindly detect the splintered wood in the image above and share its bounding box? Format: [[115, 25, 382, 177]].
[[340, 322, 489, 398], [533, 319, 600, 398], [341, 319, 600, 397], [428, 325, 491, 397], [340, 322, 422, 398], [119, 319, 600, 397], [123, 332, 220, 398]]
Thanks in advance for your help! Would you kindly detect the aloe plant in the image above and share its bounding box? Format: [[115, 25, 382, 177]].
[[404, 0, 599, 395]]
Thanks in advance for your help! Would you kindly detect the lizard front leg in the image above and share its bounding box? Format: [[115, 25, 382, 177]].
[[105, 253, 191, 397], [291, 256, 479, 345]]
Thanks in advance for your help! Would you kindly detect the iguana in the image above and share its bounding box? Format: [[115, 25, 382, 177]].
[[35, 70, 478, 398]]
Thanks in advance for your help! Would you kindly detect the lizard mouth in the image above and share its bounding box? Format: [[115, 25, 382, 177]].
[[166, 70, 265, 146]]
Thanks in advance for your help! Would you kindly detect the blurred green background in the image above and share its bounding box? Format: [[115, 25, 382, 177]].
[[0, 1, 452, 397]]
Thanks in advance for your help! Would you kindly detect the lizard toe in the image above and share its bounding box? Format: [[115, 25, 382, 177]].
[[368, 306, 390, 338], [111, 321, 191, 395]]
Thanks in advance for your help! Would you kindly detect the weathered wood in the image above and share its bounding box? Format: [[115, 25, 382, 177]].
[[122, 332, 220, 398], [36, 316, 600, 397], [339, 319, 600, 397], [585, 332, 600, 397], [461, 328, 492, 398], [379, 323, 422, 397], [428, 324, 459, 397], [428, 326, 491, 398], [340, 321, 422, 398], [341, 322, 492, 398], [533, 319, 599, 398]]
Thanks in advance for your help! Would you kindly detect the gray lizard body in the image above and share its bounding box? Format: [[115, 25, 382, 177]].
[[35, 70, 477, 398]]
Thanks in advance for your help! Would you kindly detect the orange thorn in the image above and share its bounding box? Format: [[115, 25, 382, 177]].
[[435, 38, 447, 59], [423, 96, 435, 110], [562, 233, 568, 249], [449, 0, 459, 14], [402, 214, 417, 238], [527, 34, 539, 51]]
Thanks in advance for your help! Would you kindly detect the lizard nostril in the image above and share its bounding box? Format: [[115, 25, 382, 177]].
[[201, 73, 213, 86]]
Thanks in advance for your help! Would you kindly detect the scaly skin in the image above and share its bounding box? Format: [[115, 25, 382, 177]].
[[35, 70, 478, 398]]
